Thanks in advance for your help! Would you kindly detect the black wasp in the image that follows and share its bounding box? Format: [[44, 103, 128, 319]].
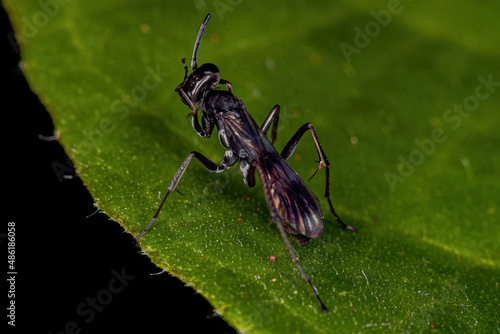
[[137, 14, 356, 313]]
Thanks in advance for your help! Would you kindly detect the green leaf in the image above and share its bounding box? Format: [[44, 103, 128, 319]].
[[6, 0, 500, 332]]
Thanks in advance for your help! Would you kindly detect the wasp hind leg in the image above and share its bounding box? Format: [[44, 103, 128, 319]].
[[280, 123, 356, 233], [253, 161, 328, 313]]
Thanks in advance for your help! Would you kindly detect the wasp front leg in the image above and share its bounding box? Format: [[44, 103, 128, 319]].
[[176, 86, 214, 138]]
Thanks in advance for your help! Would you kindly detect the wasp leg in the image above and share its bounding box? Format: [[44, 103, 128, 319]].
[[260, 104, 280, 145], [280, 123, 356, 233], [219, 79, 233, 93], [253, 160, 328, 313], [136, 151, 236, 240], [177, 87, 215, 138]]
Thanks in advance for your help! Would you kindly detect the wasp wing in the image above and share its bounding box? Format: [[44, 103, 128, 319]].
[[262, 150, 324, 238], [232, 100, 324, 238]]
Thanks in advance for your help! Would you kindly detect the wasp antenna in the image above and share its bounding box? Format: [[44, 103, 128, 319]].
[[191, 13, 211, 72]]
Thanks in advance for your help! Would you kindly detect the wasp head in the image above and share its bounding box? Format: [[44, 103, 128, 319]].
[[176, 60, 220, 106]]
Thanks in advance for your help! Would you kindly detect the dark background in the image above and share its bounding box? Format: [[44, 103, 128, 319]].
[[2, 5, 236, 333]]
